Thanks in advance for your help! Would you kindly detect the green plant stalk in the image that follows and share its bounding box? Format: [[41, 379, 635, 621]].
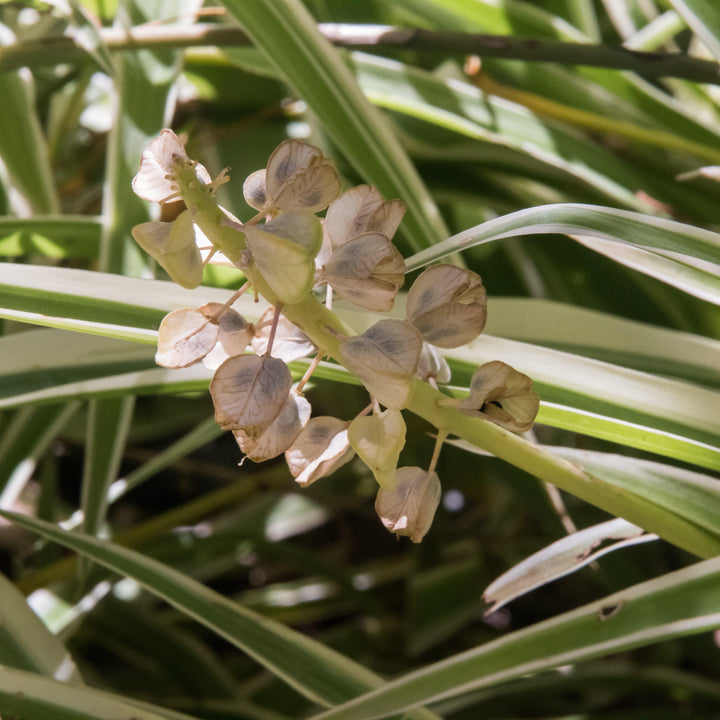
[[176, 170, 720, 559]]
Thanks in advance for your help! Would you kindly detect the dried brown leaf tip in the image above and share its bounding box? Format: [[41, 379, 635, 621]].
[[285, 417, 354, 487], [375, 467, 441, 543], [407, 265, 487, 348], [243, 139, 341, 215], [340, 319, 422, 409], [449, 360, 540, 433]]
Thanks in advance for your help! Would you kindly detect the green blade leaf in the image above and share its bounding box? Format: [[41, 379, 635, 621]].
[[0, 70, 58, 214], [406, 203, 720, 304], [347, 53, 652, 210], [667, 0, 720, 62], [0, 664, 202, 720], [0, 573, 82, 683], [221, 0, 448, 252], [0, 510, 438, 719], [0, 216, 101, 259], [307, 556, 720, 720]]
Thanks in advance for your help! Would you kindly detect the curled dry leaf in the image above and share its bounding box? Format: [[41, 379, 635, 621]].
[[245, 211, 322, 304], [243, 139, 341, 215], [155, 308, 219, 368], [375, 467, 441, 543], [321, 233, 406, 312], [456, 360, 540, 433], [285, 416, 354, 487], [132, 129, 210, 204], [131, 209, 203, 289], [348, 410, 406, 490], [251, 308, 316, 363], [406, 264, 487, 348], [199, 302, 254, 370], [210, 354, 292, 434], [340, 319, 422, 410], [483, 518, 649, 614], [234, 392, 312, 462], [417, 342, 451, 385]]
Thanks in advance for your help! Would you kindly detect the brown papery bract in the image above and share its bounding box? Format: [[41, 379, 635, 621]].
[[340, 320, 422, 410], [375, 467, 441, 543], [155, 308, 219, 369], [407, 264, 487, 349], [285, 416, 354, 487], [210, 355, 292, 434]]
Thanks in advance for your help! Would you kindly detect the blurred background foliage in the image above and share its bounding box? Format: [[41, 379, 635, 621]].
[[1, 0, 720, 719]]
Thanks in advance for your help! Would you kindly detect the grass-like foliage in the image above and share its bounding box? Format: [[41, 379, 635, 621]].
[[0, 1, 719, 719]]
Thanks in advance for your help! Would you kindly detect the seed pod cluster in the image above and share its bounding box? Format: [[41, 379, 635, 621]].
[[132, 131, 540, 543]]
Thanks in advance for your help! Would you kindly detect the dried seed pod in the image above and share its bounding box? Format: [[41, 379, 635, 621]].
[[375, 467, 441, 543], [251, 308, 316, 363], [243, 139, 341, 215], [340, 320, 422, 409], [199, 303, 254, 370], [131, 210, 203, 289], [234, 392, 311, 462], [364, 198, 405, 239], [322, 186, 384, 252], [456, 360, 540, 433], [210, 355, 292, 434], [321, 233, 406, 311], [245, 211, 322, 304], [317, 186, 405, 268], [155, 308, 219, 368], [406, 265, 487, 348], [417, 342, 451, 385], [243, 169, 267, 211], [348, 410, 406, 490], [132, 129, 210, 204], [285, 416, 354, 487]]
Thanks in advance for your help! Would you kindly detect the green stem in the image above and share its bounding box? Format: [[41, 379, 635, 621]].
[[407, 381, 720, 559]]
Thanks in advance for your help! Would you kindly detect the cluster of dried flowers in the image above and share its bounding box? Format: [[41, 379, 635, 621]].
[[131, 130, 540, 543]]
